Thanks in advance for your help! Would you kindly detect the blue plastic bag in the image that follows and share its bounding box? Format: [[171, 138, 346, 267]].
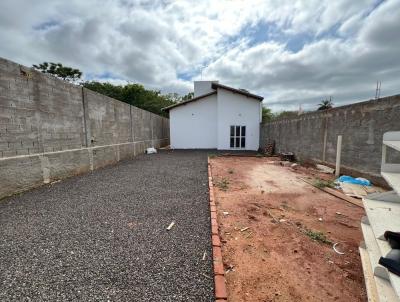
[[338, 175, 371, 186]]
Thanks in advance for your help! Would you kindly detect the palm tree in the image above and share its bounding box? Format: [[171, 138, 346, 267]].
[[318, 97, 333, 110]]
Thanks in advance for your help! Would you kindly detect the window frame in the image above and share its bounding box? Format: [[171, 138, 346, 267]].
[[230, 125, 246, 149]]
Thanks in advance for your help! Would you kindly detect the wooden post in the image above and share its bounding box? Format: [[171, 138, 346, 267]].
[[321, 114, 328, 162], [322, 122, 328, 161], [335, 135, 342, 177]]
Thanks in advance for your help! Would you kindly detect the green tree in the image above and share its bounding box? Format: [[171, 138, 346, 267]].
[[262, 106, 274, 122], [181, 92, 194, 101], [82, 82, 123, 100], [83, 81, 176, 117], [318, 98, 333, 110], [166, 93, 181, 103], [273, 111, 299, 120], [261, 108, 303, 123], [32, 61, 178, 117], [32, 62, 82, 82]]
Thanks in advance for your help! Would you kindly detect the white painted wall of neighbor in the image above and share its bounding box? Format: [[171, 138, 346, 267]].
[[169, 94, 218, 149], [216, 88, 261, 151]]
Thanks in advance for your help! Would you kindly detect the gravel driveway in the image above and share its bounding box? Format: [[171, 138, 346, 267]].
[[0, 150, 214, 301]]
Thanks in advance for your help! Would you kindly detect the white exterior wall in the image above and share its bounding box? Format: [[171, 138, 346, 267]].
[[216, 89, 261, 151], [169, 94, 218, 149], [194, 81, 218, 97]]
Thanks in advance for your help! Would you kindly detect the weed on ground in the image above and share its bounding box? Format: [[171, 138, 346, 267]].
[[215, 178, 229, 191], [313, 178, 335, 189], [303, 229, 332, 244]]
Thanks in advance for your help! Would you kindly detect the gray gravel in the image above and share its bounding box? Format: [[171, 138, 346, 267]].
[[0, 150, 214, 301]]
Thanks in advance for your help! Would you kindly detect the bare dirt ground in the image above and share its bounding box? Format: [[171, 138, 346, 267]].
[[210, 156, 367, 302]]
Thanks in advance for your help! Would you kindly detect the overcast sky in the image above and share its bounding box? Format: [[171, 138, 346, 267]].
[[1, 0, 399, 111]]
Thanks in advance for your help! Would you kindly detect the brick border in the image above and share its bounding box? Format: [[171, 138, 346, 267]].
[[208, 158, 228, 301]]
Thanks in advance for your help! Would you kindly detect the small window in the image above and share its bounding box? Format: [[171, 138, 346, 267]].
[[229, 125, 246, 149]]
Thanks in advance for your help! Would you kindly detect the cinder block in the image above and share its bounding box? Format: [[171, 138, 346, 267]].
[[46, 149, 90, 181], [119, 143, 135, 160], [16, 149, 29, 156], [0, 155, 43, 198], [2, 150, 17, 158], [92, 145, 118, 170]]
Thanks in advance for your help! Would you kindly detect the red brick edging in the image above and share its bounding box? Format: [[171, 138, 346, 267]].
[[208, 158, 228, 301]]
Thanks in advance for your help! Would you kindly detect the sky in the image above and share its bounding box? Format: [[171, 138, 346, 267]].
[[0, 0, 399, 111]]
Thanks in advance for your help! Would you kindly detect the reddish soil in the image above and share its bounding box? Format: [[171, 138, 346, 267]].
[[210, 156, 367, 302]]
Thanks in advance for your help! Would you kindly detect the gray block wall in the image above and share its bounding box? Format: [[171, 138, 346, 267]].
[[260, 95, 400, 184], [0, 57, 169, 199]]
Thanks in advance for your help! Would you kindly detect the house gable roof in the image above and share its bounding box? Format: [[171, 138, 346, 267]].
[[162, 83, 263, 111], [162, 91, 217, 111], [211, 83, 264, 101]]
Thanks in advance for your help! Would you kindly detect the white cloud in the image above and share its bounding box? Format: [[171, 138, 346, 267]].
[[0, 0, 399, 109], [205, 0, 400, 111]]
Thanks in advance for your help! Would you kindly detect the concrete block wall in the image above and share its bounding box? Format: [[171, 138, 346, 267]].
[[260, 95, 400, 184], [0, 60, 86, 157], [0, 57, 169, 199]]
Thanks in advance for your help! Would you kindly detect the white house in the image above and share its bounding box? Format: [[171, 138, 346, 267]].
[[163, 81, 264, 150]]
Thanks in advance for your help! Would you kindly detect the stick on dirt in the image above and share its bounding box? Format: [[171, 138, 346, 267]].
[[265, 209, 280, 223], [166, 221, 175, 230], [200, 273, 212, 280], [300, 178, 363, 208]]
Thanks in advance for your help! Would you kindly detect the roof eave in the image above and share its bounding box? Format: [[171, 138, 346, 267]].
[[211, 83, 263, 101], [162, 91, 217, 111]]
